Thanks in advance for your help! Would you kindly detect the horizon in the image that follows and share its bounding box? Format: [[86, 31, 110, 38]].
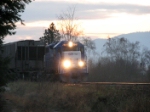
[[4, 31, 150, 44]]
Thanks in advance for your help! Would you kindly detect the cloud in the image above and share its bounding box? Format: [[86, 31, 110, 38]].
[[21, 1, 150, 22], [5, 0, 150, 43], [4, 26, 45, 43], [76, 3, 150, 19]]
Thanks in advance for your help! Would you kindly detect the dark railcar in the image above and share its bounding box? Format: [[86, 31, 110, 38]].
[[3, 40, 45, 80]]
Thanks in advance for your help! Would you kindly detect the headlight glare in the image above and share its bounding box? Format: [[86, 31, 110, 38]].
[[68, 41, 73, 47], [78, 61, 84, 67], [63, 60, 71, 69]]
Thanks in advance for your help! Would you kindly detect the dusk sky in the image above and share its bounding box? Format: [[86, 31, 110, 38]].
[[4, 0, 150, 43]]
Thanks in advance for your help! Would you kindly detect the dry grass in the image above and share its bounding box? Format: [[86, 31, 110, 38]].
[[2, 81, 150, 112]]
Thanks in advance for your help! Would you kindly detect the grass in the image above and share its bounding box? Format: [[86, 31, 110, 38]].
[[2, 81, 150, 112]]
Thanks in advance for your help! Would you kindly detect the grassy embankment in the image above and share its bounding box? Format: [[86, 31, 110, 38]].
[[2, 81, 150, 112]]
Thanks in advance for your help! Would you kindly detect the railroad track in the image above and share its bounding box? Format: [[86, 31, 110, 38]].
[[65, 82, 150, 91], [81, 82, 150, 85], [65, 82, 150, 87]]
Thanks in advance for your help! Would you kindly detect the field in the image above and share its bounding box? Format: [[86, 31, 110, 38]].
[[1, 81, 150, 112]]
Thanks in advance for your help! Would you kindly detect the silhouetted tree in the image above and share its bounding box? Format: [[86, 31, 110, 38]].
[[82, 37, 96, 55], [57, 7, 96, 56], [0, 42, 10, 92], [0, 0, 32, 92], [0, 1, 32, 111], [40, 22, 60, 45], [103, 37, 140, 63], [0, 0, 32, 39], [57, 6, 83, 41], [141, 48, 150, 67], [147, 66, 150, 81]]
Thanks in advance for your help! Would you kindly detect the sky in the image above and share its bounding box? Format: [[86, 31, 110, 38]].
[[4, 0, 150, 43]]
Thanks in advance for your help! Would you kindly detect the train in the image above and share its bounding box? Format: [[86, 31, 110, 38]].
[[2, 40, 88, 82]]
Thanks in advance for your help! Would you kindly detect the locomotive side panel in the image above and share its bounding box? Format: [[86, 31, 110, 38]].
[[3, 40, 45, 75], [16, 45, 44, 71]]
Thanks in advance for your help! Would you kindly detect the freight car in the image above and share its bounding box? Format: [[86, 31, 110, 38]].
[[2, 40, 45, 80]]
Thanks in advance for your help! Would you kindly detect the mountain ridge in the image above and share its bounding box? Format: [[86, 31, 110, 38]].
[[93, 31, 150, 55]]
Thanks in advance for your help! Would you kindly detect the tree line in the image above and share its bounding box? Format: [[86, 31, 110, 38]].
[[88, 37, 150, 82]]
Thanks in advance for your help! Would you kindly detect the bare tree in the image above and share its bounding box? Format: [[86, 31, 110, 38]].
[[57, 6, 83, 41], [57, 6, 96, 56], [82, 37, 96, 55], [140, 48, 150, 74], [103, 37, 140, 63]]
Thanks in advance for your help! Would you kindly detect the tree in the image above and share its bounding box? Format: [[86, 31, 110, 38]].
[[103, 37, 140, 63], [140, 48, 150, 77], [0, 47, 10, 92], [57, 6, 96, 56], [94, 37, 141, 81], [141, 48, 150, 67], [40, 22, 60, 45], [82, 37, 96, 55], [57, 6, 83, 41], [0, 0, 32, 39], [0, 0, 32, 92]]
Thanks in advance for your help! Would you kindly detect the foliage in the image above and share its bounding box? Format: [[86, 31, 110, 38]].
[[0, 0, 32, 39], [39, 22, 61, 45]]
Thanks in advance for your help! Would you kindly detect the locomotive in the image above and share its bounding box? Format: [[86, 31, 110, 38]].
[[2, 40, 88, 82], [44, 41, 88, 82]]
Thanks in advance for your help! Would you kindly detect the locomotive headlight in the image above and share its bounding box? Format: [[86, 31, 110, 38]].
[[63, 60, 71, 69], [68, 41, 73, 47], [78, 61, 84, 67]]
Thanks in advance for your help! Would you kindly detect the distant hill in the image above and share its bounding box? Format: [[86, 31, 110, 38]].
[[93, 38, 107, 55], [114, 32, 150, 48], [93, 31, 150, 55]]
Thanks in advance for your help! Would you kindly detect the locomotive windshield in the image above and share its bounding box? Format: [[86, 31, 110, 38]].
[[62, 46, 78, 51], [61, 41, 85, 55]]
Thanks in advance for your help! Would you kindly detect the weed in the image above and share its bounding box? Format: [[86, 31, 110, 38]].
[[2, 81, 150, 112]]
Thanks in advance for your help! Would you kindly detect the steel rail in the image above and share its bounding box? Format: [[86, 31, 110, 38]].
[[81, 82, 150, 85]]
